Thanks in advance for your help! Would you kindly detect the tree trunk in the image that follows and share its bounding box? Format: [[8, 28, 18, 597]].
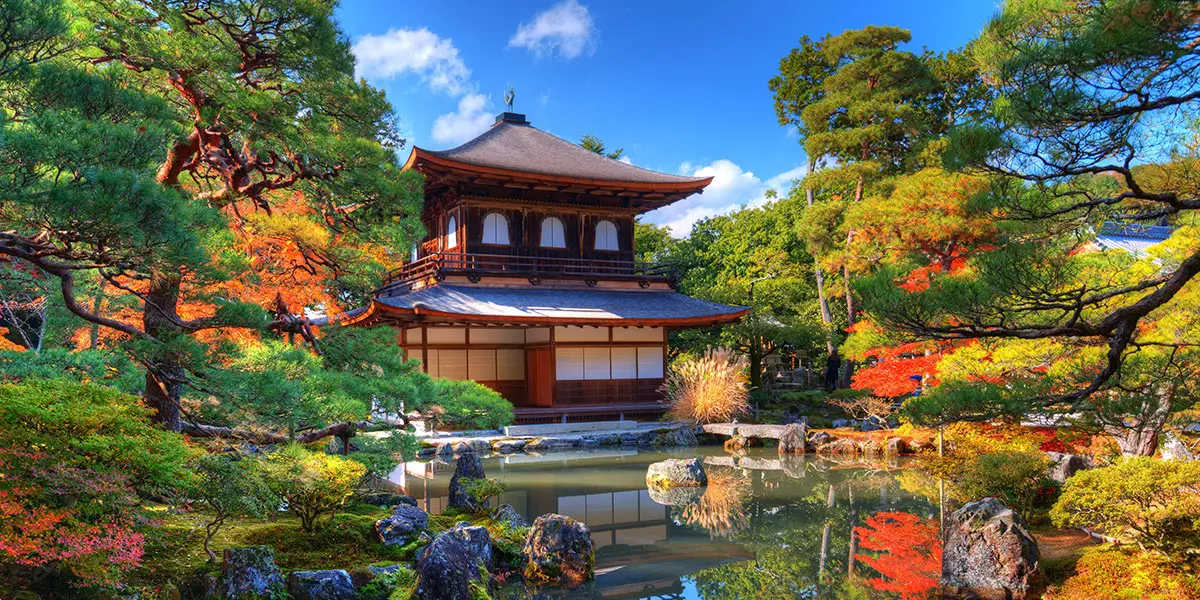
[[748, 337, 762, 389], [806, 172, 840, 389], [143, 270, 184, 432], [1109, 387, 1173, 457]]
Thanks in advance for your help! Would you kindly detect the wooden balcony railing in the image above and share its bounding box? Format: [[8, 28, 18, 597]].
[[377, 253, 678, 296]]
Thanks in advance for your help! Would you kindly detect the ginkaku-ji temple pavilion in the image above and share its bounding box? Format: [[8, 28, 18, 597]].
[[347, 112, 749, 423]]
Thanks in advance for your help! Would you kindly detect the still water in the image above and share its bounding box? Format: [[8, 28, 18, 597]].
[[387, 447, 945, 600]]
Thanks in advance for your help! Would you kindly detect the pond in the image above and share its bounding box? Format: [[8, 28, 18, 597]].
[[386, 447, 947, 600]]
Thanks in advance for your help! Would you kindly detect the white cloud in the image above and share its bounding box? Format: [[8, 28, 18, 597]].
[[432, 93, 493, 145], [509, 0, 596, 59], [643, 160, 806, 236], [353, 28, 471, 95]]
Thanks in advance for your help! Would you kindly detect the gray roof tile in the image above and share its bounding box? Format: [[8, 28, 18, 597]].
[[375, 285, 747, 322], [419, 118, 710, 185]]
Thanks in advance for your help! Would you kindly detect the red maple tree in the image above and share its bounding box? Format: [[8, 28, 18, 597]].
[[854, 511, 942, 600]]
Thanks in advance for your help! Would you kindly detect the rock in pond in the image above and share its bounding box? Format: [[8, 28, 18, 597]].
[[524, 513, 596, 586], [808, 431, 834, 447], [886, 437, 907, 455], [815, 437, 859, 455], [941, 497, 1045, 600], [493, 503, 528, 528], [1046, 452, 1090, 483], [447, 452, 486, 510], [646, 458, 707, 488], [286, 570, 355, 600], [647, 483, 705, 506], [778, 422, 808, 454], [375, 504, 429, 546], [219, 546, 285, 599], [415, 534, 483, 600]]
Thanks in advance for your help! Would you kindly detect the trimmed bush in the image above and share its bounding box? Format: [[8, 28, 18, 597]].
[[1050, 457, 1200, 560], [261, 445, 365, 533], [954, 450, 1051, 519], [0, 380, 192, 588]]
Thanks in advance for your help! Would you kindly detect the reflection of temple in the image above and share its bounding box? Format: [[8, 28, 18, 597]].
[[386, 452, 753, 598], [385, 450, 941, 600]]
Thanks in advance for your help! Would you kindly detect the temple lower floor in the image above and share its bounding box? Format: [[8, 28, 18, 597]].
[[398, 324, 669, 422]]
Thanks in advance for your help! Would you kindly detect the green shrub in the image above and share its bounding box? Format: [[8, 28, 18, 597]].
[[428, 379, 514, 431], [461, 477, 508, 509], [349, 433, 420, 486], [355, 566, 416, 600], [260, 445, 365, 533], [1050, 457, 1200, 561], [192, 453, 275, 561], [954, 450, 1051, 519], [0, 380, 193, 588]]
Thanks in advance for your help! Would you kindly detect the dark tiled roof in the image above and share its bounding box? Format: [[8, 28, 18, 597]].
[[375, 285, 747, 323], [1099, 222, 1174, 240], [1095, 222, 1176, 257], [419, 117, 709, 185]]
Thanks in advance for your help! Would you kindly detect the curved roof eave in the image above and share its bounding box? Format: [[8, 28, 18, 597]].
[[405, 148, 713, 194]]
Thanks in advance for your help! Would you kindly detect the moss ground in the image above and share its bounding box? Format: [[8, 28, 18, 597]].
[[130, 503, 408, 588]]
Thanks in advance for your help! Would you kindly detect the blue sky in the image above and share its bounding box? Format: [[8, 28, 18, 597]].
[[337, 0, 998, 234]]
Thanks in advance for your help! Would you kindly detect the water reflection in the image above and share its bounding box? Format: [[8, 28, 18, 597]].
[[385, 448, 942, 600]]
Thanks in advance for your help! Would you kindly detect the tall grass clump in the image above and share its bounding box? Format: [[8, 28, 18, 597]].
[[662, 347, 750, 424]]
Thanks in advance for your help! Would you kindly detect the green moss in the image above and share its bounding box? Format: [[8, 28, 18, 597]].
[[130, 503, 408, 588]]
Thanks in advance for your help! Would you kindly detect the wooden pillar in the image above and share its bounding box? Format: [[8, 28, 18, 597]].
[[548, 326, 557, 408], [421, 325, 429, 374]]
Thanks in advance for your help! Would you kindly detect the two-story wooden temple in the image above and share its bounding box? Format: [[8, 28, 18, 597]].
[[347, 112, 749, 423]]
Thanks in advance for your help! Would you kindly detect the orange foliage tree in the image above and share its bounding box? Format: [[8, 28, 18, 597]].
[[854, 511, 942, 600]]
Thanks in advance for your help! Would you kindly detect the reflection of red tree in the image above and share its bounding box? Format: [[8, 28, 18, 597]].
[[854, 511, 942, 600]]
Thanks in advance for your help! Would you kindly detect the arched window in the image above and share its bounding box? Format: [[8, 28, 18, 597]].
[[445, 214, 458, 249], [481, 212, 510, 245], [595, 220, 619, 251], [540, 216, 566, 248]]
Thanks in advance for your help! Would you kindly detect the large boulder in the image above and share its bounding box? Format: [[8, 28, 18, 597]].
[[523, 513, 595, 586], [808, 431, 834, 447], [860, 438, 884, 456], [436, 523, 493, 570], [493, 504, 528, 528], [646, 458, 707, 488], [219, 546, 285, 599], [941, 498, 1045, 600], [886, 437, 907, 455], [778, 423, 808, 455], [375, 504, 429, 546], [815, 437, 859, 455], [667, 422, 699, 446], [415, 534, 483, 600], [286, 570, 355, 600], [447, 452, 486, 511], [1046, 452, 1090, 483]]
